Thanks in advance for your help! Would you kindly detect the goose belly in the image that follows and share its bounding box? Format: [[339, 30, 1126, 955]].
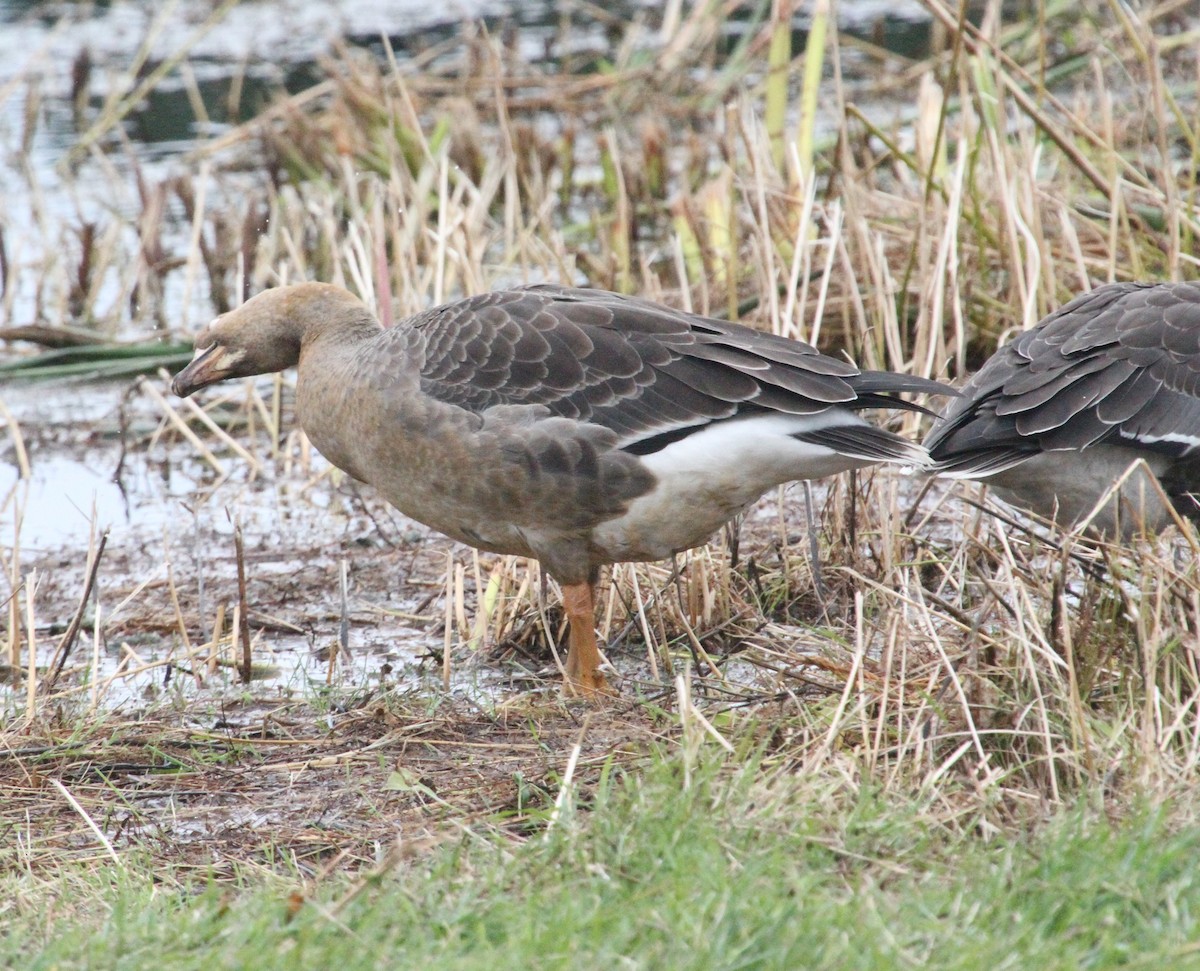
[[984, 447, 1174, 536], [590, 413, 872, 562]]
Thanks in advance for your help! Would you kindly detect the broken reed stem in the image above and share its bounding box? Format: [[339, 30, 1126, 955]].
[[626, 566, 661, 678], [205, 602, 224, 679], [764, 0, 792, 172], [165, 560, 193, 655], [794, 0, 827, 186], [443, 552, 453, 691], [89, 602, 102, 711], [339, 557, 351, 662], [0, 399, 30, 479], [23, 569, 37, 724], [234, 522, 252, 684], [4, 498, 23, 669], [46, 528, 109, 691], [50, 778, 125, 869], [544, 715, 588, 837], [180, 158, 210, 330]]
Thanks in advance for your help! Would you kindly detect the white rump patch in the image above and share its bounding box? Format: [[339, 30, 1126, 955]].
[[592, 410, 882, 563]]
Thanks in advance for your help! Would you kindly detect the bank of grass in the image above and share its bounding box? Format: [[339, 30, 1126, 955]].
[[5, 748, 1200, 970]]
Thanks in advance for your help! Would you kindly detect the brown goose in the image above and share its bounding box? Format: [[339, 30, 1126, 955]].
[[173, 282, 949, 697], [925, 281, 1200, 536]]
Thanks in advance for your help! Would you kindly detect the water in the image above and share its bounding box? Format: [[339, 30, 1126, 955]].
[[0, 376, 454, 708], [0, 0, 521, 336], [0, 0, 939, 335]]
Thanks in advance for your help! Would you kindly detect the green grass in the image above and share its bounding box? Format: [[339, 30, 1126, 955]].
[[7, 747, 1200, 971]]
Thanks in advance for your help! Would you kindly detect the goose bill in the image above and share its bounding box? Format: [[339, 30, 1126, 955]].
[[172, 344, 231, 397]]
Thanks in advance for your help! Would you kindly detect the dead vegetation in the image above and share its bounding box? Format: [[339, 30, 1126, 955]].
[[3, 0, 1200, 883]]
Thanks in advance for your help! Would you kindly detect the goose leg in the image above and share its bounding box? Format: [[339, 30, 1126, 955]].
[[561, 580, 613, 698]]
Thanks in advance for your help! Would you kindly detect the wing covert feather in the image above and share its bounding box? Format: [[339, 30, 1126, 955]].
[[407, 285, 937, 449]]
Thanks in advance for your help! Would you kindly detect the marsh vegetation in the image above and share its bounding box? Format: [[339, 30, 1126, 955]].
[[4, 1, 1200, 966]]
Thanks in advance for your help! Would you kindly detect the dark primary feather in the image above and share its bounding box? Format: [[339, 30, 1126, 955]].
[[926, 281, 1200, 477], [794, 424, 926, 463], [404, 284, 946, 451]]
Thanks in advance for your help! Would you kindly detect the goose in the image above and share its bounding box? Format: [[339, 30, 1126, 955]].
[[925, 281, 1200, 536], [172, 282, 950, 698]]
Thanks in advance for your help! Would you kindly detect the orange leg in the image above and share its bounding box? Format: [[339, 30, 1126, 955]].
[[561, 580, 614, 699]]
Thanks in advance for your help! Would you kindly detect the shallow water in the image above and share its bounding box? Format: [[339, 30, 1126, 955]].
[[0, 378, 460, 710], [0, 0, 936, 331]]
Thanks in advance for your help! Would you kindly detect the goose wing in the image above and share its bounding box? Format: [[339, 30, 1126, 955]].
[[406, 284, 944, 455], [927, 281, 1200, 474]]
